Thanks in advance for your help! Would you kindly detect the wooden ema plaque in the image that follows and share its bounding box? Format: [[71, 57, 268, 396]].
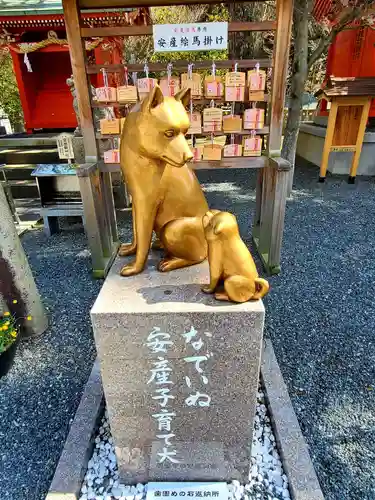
[[203, 143, 223, 161], [243, 108, 265, 129], [159, 77, 181, 97], [223, 115, 242, 133], [225, 72, 246, 102], [223, 144, 242, 157], [117, 85, 138, 103], [203, 108, 223, 132], [181, 73, 202, 98], [242, 135, 262, 157], [187, 112, 202, 135], [96, 86, 117, 102], [137, 78, 158, 100], [100, 118, 120, 135], [204, 76, 224, 99]]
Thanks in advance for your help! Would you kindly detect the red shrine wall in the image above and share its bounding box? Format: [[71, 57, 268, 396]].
[[318, 26, 375, 118], [12, 47, 78, 132]]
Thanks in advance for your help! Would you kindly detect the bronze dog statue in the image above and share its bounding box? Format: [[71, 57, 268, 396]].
[[119, 85, 209, 276]]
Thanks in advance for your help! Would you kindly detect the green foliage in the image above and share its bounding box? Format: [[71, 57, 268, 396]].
[[0, 54, 23, 129], [0, 309, 18, 354]]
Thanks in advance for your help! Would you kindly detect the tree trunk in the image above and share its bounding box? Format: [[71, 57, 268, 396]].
[[282, 0, 311, 196], [0, 182, 48, 338]]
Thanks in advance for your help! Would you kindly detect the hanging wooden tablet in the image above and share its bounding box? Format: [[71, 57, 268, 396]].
[[181, 73, 202, 98], [223, 115, 242, 132], [243, 108, 265, 129], [225, 72, 246, 102], [204, 75, 224, 99], [203, 107, 223, 132], [160, 76, 181, 97], [187, 112, 202, 135], [242, 135, 262, 157]]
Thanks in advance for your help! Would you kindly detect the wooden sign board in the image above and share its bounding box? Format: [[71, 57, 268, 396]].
[[147, 482, 229, 500], [56, 133, 74, 160], [330, 146, 356, 152], [153, 22, 228, 52]]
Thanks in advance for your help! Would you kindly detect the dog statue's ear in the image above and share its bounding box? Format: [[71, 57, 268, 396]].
[[175, 87, 191, 108], [213, 221, 225, 236], [141, 85, 164, 112]]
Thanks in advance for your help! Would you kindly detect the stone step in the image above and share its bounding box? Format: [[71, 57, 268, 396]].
[[5, 180, 39, 199], [0, 147, 60, 165], [1, 164, 37, 181]]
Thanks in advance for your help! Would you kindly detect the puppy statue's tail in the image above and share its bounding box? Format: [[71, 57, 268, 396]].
[[253, 278, 270, 300]]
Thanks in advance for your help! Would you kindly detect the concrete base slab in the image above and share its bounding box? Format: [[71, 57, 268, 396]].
[[46, 360, 104, 500], [261, 338, 325, 500], [47, 341, 325, 500], [296, 123, 375, 176]]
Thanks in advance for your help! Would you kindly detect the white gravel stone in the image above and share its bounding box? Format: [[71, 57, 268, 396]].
[[78, 390, 290, 500]]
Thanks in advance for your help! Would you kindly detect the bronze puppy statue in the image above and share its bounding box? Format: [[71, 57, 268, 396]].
[[202, 210, 270, 303]]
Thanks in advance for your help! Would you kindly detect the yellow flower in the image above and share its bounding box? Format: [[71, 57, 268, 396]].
[[10, 330, 17, 338], [5, 322, 10, 326], [2, 326, 7, 331], [27, 316, 32, 321], [4, 312, 10, 317], [12, 300, 17, 304]]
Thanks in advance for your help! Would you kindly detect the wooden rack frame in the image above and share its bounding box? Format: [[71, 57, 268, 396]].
[[62, 0, 293, 276]]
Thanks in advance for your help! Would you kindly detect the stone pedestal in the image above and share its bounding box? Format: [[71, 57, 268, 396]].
[[91, 254, 264, 484]]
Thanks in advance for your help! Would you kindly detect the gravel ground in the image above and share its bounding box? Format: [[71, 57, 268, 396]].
[[79, 391, 290, 500], [0, 163, 374, 500]]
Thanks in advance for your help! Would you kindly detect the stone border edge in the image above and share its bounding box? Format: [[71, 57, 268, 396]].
[[261, 338, 325, 500], [46, 359, 104, 500]]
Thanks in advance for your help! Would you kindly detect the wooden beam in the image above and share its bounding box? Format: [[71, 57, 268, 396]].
[[81, 21, 276, 38], [267, 0, 293, 155], [62, 0, 97, 161], [80, 0, 268, 8], [87, 58, 272, 74]]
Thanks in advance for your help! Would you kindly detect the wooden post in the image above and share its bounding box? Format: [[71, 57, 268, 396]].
[[253, 0, 293, 274], [268, 0, 294, 156], [318, 101, 338, 181], [348, 98, 371, 183], [62, 0, 97, 161], [0, 183, 48, 338]]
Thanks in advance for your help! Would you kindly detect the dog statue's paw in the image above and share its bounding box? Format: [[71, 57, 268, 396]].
[[201, 285, 215, 294], [120, 262, 142, 276], [118, 243, 136, 257]]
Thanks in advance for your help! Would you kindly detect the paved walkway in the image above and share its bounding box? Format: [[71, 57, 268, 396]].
[[0, 164, 374, 500]]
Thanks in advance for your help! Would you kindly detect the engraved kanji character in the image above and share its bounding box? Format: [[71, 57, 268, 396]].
[[212, 493, 219, 498], [216, 36, 224, 45], [158, 38, 167, 48], [169, 37, 177, 48], [204, 493, 211, 497], [155, 492, 162, 497], [180, 37, 189, 47], [152, 409, 176, 431], [157, 447, 180, 464], [146, 327, 173, 354], [152, 387, 175, 407], [163, 491, 170, 497], [148, 357, 173, 385]]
